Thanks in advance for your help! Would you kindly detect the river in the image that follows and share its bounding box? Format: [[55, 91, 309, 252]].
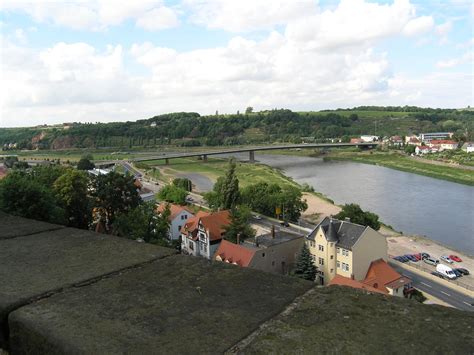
[[222, 153, 473, 254]]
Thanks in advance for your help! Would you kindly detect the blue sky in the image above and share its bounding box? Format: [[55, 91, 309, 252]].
[[0, 0, 472, 127]]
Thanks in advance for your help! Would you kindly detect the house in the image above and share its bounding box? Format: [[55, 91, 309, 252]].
[[428, 140, 458, 151], [181, 210, 230, 259], [415, 145, 433, 155], [215, 228, 305, 275], [362, 259, 413, 297], [360, 135, 379, 142], [389, 136, 403, 147], [157, 203, 194, 241], [420, 132, 453, 143], [461, 142, 474, 153], [306, 217, 388, 285], [406, 136, 421, 146], [350, 138, 364, 144], [329, 259, 412, 297]]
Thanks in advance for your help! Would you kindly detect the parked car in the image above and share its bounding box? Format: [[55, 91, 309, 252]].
[[394, 256, 406, 263], [452, 269, 463, 278], [253, 214, 262, 220], [280, 220, 289, 227], [420, 252, 430, 260], [186, 196, 194, 202], [405, 255, 418, 262], [455, 268, 470, 276], [413, 253, 422, 261], [449, 255, 462, 262], [436, 264, 457, 279], [424, 257, 439, 266], [440, 255, 453, 264], [431, 271, 446, 279]]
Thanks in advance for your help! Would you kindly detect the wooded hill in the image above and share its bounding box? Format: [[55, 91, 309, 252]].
[[1, 107, 473, 150]]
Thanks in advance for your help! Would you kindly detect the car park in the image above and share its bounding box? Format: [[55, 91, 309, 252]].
[[440, 255, 453, 264], [424, 257, 439, 266], [449, 255, 462, 262], [455, 268, 470, 276]]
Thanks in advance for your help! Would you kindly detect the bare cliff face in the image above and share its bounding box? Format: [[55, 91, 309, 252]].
[[50, 135, 78, 149]]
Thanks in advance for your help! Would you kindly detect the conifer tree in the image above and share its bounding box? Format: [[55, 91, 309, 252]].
[[294, 243, 317, 281]]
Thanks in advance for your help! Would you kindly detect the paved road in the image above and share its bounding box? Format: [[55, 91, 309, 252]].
[[389, 262, 473, 312]]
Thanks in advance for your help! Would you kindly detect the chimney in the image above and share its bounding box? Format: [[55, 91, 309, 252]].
[[271, 225, 275, 239], [236, 233, 241, 245]]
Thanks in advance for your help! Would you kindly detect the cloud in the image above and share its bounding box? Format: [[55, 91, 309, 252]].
[[0, 0, 180, 31], [402, 16, 434, 36], [436, 51, 473, 68]]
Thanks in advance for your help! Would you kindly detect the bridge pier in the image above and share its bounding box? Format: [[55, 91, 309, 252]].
[[202, 154, 208, 162], [165, 158, 169, 165], [249, 150, 255, 163]]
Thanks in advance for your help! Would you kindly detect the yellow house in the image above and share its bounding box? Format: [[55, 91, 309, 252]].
[[307, 217, 388, 285]]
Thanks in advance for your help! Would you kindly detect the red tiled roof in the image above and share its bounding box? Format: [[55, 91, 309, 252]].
[[350, 138, 364, 143], [416, 145, 430, 150], [180, 211, 210, 240], [157, 203, 193, 221], [329, 275, 386, 294], [362, 259, 410, 293], [199, 210, 231, 241], [214, 240, 256, 267], [430, 140, 457, 145]]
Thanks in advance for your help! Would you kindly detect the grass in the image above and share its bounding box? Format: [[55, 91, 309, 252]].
[[325, 151, 474, 186], [141, 157, 300, 188]]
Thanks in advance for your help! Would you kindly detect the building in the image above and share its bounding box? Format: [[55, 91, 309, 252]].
[[428, 140, 458, 151], [406, 136, 421, 146], [181, 210, 230, 259], [214, 228, 305, 275], [350, 138, 364, 144], [329, 259, 412, 297], [415, 145, 438, 155], [461, 142, 474, 153], [360, 135, 379, 142], [420, 132, 453, 143], [157, 203, 194, 240], [306, 217, 388, 285], [389, 136, 403, 147]]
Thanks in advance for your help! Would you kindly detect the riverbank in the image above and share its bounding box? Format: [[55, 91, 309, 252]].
[[323, 151, 474, 186]]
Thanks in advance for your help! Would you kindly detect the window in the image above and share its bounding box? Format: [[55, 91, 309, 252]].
[[337, 247, 340, 254], [341, 263, 350, 272], [318, 257, 324, 266], [203, 244, 207, 253], [341, 249, 349, 256], [318, 245, 324, 251], [189, 241, 194, 250], [181, 215, 185, 220], [330, 255, 334, 260], [311, 255, 316, 262], [337, 261, 340, 268], [272, 261, 275, 266], [309, 241, 315, 248], [330, 269, 334, 273], [178, 225, 181, 231], [262, 253, 266, 257]]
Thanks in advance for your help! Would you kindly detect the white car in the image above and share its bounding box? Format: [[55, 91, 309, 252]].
[[440, 255, 453, 264], [253, 214, 262, 220]]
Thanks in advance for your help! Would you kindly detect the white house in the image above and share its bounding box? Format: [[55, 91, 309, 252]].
[[462, 142, 474, 153], [415, 146, 438, 155], [360, 135, 379, 142], [181, 210, 230, 259], [157, 203, 194, 241]]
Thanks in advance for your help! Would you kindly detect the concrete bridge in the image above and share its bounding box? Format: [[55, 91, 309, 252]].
[[129, 142, 379, 164]]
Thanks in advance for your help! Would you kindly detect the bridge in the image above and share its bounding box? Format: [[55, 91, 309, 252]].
[[124, 142, 379, 164]]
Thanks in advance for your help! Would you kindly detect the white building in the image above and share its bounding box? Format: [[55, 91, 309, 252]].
[[360, 135, 379, 142], [462, 142, 474, 153], [157, 203, 194, 241]]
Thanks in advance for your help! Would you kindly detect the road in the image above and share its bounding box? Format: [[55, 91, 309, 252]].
[[389, 262, 473, 312]]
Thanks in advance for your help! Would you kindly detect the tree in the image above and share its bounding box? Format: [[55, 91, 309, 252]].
[[53, 169, 91, 229], [113, 201, 170, 243], [0, 171, 65, 224], [334, 203, 381, 230], [224, 206, 255, 244], [77, 154, 95, 170], [204, 159, 240, 210], [404, 145, 416, 154], [91, 172, 141, 227], [294, 243, 316, 281], [173, 177, 192, 192], [245, 107, 254, 114], [158, 185, 187, 205]]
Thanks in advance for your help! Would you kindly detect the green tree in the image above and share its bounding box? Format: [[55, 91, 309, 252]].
[[77, 154, 95, 170], [0, 171, 65, 223], [158, 185, 187, 205], [245, 106, 254, 114], [204, 159, 240, 210], [173, 177, 192, 192], [113, 201, 170, 243], [53, 169, 91, 229], [91, 172, 141, 227], [224, 206, 255, 244], [334, 203, 381, 230], [294, 243, 316, 281], [404, 145, 416, 154]]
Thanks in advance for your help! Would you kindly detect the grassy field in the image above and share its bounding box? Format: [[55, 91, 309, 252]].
[[142, 157, 300, 188], [325, 151, 474, 186]]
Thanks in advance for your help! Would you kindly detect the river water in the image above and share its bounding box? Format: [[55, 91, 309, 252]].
[[215, 153, 473, 254]]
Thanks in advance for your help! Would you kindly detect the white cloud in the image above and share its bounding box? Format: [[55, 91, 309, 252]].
[[0, 0, 179, 31], [436, 51, 473, 68], [402, 16, 434, 36]]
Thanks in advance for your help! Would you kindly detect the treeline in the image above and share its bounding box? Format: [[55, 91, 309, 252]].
[[2, 108, 473, 149]]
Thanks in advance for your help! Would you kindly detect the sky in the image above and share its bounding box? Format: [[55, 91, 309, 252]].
[[0, 0, 473, 127]]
